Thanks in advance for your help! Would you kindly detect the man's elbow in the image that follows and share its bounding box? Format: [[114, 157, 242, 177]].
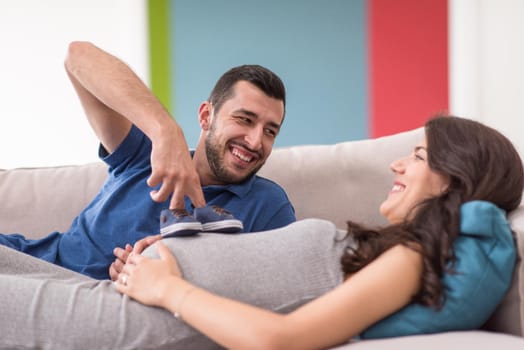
[[64, 41, 93, 73]]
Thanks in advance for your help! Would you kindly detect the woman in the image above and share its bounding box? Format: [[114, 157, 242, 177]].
[[115, 115, 524, 349]]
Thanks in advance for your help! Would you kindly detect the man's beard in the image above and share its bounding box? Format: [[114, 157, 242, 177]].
[[205, 124, 263, 184]]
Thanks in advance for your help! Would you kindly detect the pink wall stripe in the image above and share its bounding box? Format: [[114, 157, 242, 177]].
[[369, 0, 449, 138]]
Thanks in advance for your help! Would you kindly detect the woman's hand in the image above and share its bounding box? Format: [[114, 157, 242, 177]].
[[109, 234, 162, 281], [115, 241, 182, 307]]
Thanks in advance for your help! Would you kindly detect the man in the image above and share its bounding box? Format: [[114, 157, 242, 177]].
[[0, 41, 295, 280]]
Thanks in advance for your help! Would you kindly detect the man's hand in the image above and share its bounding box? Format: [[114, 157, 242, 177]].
[[109, 234, 162, 281], [109, 243, 132, 281], [147, 123, 206, 209], [65, 42, 205, 211]]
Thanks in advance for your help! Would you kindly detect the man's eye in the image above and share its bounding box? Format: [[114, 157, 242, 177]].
[[265, 128, 277, 137], [414, 154, 424, 161], [237, 116, 252, 124]]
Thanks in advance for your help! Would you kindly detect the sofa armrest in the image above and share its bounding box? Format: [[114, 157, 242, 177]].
[[484, 203, 524, 336]]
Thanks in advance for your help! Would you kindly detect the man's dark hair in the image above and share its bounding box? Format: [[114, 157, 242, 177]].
[[208, 65, 286, 115]]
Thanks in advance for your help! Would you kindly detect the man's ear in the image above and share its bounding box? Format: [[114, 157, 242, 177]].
[[198, 102, 212, 130]]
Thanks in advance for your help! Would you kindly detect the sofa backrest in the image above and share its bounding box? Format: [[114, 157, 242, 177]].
[[0, 162, 107, 237], [259, 128, 423, 229]]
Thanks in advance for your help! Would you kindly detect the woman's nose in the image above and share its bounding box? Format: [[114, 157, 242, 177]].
[[390, 157, 407, 174]]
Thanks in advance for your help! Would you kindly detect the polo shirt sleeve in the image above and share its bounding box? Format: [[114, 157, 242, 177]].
[[98, 125, 152, 173]]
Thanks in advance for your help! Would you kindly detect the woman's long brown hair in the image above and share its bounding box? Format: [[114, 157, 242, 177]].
[[340, 115, 524, 308]]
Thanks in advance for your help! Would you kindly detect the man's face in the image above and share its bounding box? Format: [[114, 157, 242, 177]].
[[202, 81, 284, 185]]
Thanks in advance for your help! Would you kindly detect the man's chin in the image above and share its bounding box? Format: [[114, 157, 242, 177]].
[[220, 168, 257, 184], [227, 172, 254, 184]]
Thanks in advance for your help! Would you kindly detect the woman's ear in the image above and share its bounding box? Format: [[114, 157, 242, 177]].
[[198, 102, 212, 130], [440, 175, 452, 194]]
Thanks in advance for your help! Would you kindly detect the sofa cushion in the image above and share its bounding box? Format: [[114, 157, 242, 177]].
[[334, 331, 524, 350], [361, 201, 516, 338]]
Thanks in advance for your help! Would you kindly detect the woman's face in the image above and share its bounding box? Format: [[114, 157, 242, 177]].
[[380, 137, 450, 224]]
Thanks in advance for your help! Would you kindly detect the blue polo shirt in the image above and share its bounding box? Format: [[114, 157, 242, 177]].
[[0, 126, 295, 279]]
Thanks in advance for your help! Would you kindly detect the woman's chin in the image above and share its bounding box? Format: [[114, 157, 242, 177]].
[[379, 206, 400, 224], [378, 202, 389, 218]]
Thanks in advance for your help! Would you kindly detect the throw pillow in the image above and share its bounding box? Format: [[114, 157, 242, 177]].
[[361, 200, 516, 338]]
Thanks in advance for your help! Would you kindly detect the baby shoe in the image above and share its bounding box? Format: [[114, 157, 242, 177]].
[[159, 209, 203, 237], [193, 205, 243, 233]]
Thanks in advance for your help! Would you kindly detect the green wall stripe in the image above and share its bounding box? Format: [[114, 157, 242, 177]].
[[148, 0, 172, 114]]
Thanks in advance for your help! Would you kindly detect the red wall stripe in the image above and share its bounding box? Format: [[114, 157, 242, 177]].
[[369, 0, 448, 138]]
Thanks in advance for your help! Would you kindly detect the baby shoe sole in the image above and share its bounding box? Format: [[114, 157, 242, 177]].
[[160, 222, 203, 237], [201, 219, 243, 233]]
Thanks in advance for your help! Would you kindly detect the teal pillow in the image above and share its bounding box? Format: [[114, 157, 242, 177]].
[[361, 200, 516, 339]]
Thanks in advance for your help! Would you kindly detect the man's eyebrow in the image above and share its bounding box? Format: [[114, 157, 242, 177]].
[[234, 108, 258, 118], [414, 146, 427, 152], [234, 108, 282, 130]]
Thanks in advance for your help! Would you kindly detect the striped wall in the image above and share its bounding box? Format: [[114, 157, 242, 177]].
[[148, 0, 171, 113], [149, 0, 448, 147]]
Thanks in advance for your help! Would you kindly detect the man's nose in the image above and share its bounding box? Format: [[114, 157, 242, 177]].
[[245, 126, 263, 151]]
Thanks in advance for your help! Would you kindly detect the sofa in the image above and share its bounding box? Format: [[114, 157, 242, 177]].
[[1, 126, 523, 349]]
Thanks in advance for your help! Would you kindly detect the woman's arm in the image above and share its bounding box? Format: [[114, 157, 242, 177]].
[[117, 242, 423, 350]]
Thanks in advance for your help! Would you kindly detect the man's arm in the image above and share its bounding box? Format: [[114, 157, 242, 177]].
[[64, 41, 205, 209]]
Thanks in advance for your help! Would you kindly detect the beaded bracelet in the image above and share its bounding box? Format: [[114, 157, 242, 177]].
[[174, 286, 197, 321]]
